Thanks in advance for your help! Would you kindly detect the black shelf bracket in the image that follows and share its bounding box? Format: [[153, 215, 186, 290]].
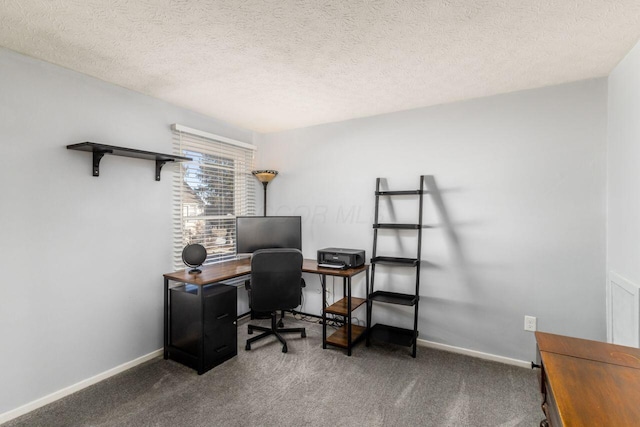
[[92, 149, 111, 177], [68, 142, 192, 181], [155, 159, 170, 181]]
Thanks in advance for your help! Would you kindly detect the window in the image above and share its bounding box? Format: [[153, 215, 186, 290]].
[[172, 124, 256, 269]]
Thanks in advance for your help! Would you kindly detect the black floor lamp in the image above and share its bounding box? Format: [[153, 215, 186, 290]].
[[252, 170, 278, 216]]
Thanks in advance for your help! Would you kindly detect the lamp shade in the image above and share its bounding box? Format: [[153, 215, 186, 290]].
[[252, 170, 278, 183]]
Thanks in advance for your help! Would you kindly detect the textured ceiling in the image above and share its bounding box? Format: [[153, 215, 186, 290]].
[[1, 1, 640, 133]]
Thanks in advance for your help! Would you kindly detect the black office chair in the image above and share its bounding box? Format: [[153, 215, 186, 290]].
[[245, 248, 306, 353]]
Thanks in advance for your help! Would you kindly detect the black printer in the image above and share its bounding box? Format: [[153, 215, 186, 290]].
[[317, 248, 366, 269]]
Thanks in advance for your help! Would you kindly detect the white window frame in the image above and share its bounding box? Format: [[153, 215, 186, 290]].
[[172, 124, 257, 269]]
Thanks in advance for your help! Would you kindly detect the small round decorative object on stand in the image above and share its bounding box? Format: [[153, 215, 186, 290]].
[[182, 244, 207, 274]]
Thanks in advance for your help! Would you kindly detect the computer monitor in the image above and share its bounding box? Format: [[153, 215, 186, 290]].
[[236, 216, 302, 254]]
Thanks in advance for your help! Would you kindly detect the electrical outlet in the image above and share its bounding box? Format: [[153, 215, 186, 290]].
[[524, 315, 537, 332]]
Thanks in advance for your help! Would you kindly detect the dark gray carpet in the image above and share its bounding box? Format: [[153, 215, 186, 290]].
[[5, 316, 543, 427]]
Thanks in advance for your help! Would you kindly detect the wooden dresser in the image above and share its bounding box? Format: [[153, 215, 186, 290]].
[[535, 331, 640, 426]]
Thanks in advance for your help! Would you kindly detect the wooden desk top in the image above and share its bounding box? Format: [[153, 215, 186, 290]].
[[164, 257, 368, 286], [536, 331, 640, 369], [536, 332, 640, 426], [164, 257, 251, 285]]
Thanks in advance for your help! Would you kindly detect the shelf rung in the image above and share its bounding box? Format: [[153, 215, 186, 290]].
[[375, 190, 423, 196], [373, 223, 421, 230], [371, 256, 418, 266], [369, 291, 417, 306], [369, 324, 417, 347]]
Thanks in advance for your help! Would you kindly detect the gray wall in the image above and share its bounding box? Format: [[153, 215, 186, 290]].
[[255, 79, 608, 361], [0, 48, 254, 415], [607, 40, 640, 290]]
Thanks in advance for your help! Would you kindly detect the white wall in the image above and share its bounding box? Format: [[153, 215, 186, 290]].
[[607, 40, 640, 344], [608, 41, 640, 286], [0, 48, 254, 416], [255, 79, 608, 361]]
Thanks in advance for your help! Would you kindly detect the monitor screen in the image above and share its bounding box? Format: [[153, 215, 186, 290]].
[[236, 216, 302, 254]]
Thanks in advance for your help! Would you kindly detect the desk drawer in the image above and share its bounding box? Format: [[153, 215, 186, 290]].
[[204, 324, 237, 366], [204, 287, 237, 332]]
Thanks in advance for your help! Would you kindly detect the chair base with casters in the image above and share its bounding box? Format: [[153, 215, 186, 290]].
[[245, 312, 306, 353], [250, 309, 286, 328]]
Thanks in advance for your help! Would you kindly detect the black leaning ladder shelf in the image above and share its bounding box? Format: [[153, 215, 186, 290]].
[[366, 175, 427, 358]]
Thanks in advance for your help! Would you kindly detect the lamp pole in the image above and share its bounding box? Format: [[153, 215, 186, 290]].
[[261, 181, 269, 216]]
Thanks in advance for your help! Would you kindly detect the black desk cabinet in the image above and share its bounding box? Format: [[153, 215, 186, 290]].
[[167, 283, 237, 374]]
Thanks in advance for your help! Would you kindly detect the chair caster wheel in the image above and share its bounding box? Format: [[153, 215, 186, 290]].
[[282, 346, 288, 353], [245, 344, 251, 351], [247, 327, 253, 335], [301, 331, 306, 338]]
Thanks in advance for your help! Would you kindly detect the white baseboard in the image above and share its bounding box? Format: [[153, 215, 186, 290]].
[[0, 349, 163, 425], [416, 338, 531, 369]]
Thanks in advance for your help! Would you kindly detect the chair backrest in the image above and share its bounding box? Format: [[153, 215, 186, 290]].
[[250, 248, 304, 313]]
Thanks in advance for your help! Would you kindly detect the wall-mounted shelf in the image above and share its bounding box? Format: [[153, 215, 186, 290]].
[[67, 142, 192, 181]]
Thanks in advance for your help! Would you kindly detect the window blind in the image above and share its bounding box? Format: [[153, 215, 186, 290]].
[[172, 124, 256, 270]]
